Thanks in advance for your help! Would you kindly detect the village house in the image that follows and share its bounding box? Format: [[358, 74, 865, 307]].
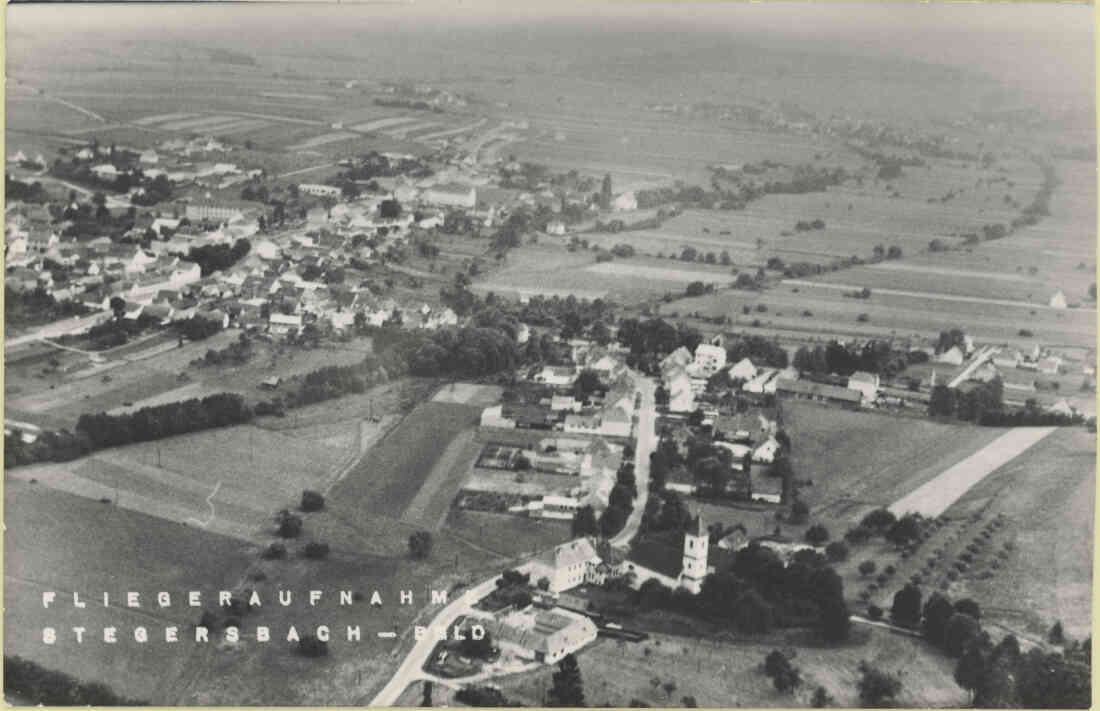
[[666, 371, 696, 413], [528, 538, 603, 593], [935, 345, 966, 366], [728, 357, 758, 381], [1050, 289, 1068, 309], [847, 371, 881, 403], [690, 343, 728, 378], [484, 607, 598, 665], [422, 182, 477, 209]]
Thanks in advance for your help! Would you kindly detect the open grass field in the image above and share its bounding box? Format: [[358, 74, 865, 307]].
[[944, 427, 1095, 641], [783, 401, 1005, 534], [5, 423, 351, 543], [328, 401, 482, 522], [5, 333, 374, 431], [661, 278, 1096, 349], [495, 625, 966, 708], [442, 508, 572, 560], [3, 479, 257, 703]]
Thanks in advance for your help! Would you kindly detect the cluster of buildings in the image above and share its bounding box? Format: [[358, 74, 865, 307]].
[[481, 343, 638, 439]]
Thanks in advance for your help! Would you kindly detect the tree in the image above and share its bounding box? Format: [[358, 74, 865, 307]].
[[547, 653, 585, 707], [600, 173, 612, 210], [734, 589, 774, 635], [885, 515, 921, 547], [662, 681, 677, 699], [572, 505, 599, 537], [891, 584, 922, 628], [573, 368, 603, 400], [304, 541, 330, 559], [922, 592, 955, 647], [110, 295, 126, 320], [944, 612, 981, 657], [819, 596, 851, 642], [379, 198, 402, 219], [1048, 620, 1065, 645], [421, 680, 433, 707], [857, 661, 902, 707], [276, 509, 303, 538], [408, 530, 433, 559], [811, 686, 833, 708], [858, 560, 877, 577], [805, 524, 830, 546], [954, 635, 992, 704], [953, 598, 981, 621], [825, 541, 849, 562], [860, 508, 896, 531], [764, 650, 802, 693]]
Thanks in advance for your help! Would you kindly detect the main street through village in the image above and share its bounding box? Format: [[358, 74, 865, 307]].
[[369, 371, 656, 705]]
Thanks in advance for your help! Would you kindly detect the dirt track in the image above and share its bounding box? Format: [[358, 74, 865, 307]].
[[889, 426, 1057, 518]]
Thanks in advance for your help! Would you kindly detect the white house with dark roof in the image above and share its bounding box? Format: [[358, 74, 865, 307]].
[[527, 538, 602, 593]]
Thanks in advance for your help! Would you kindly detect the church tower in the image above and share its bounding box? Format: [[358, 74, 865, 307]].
[[681, 514, 709, 594]]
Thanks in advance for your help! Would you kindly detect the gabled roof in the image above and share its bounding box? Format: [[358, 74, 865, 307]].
[[627, 539, 683, 580], [533, 538, 600, 572]]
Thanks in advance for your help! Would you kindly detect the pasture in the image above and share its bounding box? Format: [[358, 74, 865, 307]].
[[782, 401, 1004, 534], [945, 427, 1095, 641], [3, 479, 257, 704]]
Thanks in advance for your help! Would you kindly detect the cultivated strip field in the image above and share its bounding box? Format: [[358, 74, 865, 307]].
[[889, 427, 1057, 518]]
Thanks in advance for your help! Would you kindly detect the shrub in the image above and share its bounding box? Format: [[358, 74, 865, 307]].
[[805, 524, 830, 546], [298, 634, 329, 657], [276, 510, 303, 538], [409, 530, 433, 559], [959, 552, 973, 564], [875, 573, 888, 585], [858, 560, 877, 577], [946, 570, 958, 581], [262, 542, 287, 560], [304, 542, 330, 559], [867, 605, 883, 621], [300, 490, 325, 512], [856, 313, 870, 323], [884, 565, 896, 576]]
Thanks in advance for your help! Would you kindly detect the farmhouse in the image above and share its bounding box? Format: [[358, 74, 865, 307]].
[[533, 365, 576, 387], [775, 378, 862, 408], [753, 437, 780, 464], [728, 357, 757, 381], [298, 183, 342, 198], [1050, 289, 1068, 309], [611, 192, 638, 211], [743, 369, 779, 394], [666, 371, 695, 413], [485, 607, 598, 665], [935, 346, 966, 366], [422, 183, 477, 209], [480, 404, 516, 429], [847, 371, 880, 403], [269, 312, 303, 335], [186, 204, 245, 223]]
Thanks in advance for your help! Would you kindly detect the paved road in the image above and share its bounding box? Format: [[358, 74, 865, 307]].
[[889, 427, 1056, 518], [368, 565, 531, 707], [610, 373, 656, 549]]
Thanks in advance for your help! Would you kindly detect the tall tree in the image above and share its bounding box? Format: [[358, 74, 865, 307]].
[[547, 654, 585, 707]]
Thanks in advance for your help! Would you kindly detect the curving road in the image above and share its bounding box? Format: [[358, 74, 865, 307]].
[[368, 564, 532, 707]]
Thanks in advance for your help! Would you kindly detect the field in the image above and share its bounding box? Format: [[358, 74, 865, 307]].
[[6, 424, 352, 543], [327, 400, 482, 524], [4, 332, 374, 431], [782, 401, 1005, 534], [3, 479, 257, 703], [944, 427, 1095, 641], [494, 626, 966, 708]]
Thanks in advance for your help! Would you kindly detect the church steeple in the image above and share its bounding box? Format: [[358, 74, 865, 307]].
[[681, 512, 709, 593]]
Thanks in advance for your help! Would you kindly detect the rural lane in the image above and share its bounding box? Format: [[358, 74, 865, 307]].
[[889, 426, 1056, 519], [783, 279, 1098, 313], [610, 373, 656, 549], [5, 312, 110, 349], [367, 564, 532, 707]]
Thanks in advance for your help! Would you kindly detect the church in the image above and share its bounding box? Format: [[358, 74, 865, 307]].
[[620, 515, 711, 594]]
